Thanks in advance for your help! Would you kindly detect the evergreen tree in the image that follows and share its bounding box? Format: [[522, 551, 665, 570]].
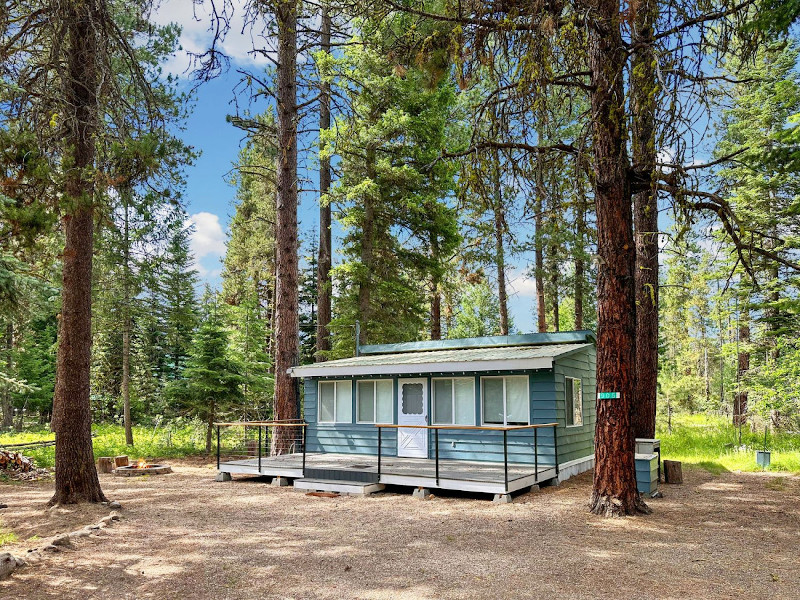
[[448, 281, 508, 338], [322, 13, 460, 356], [161, 220, 200, 382], [167, 299, 243, 453]]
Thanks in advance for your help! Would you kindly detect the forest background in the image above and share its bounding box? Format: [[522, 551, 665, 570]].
[[2, 0, 799, 474]]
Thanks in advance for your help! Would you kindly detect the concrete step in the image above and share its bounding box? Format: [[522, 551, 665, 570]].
[[293, 478, 385, 496]]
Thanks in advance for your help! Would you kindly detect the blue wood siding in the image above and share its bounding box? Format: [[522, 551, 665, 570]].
[[301, 346, 596, 468], [553, 345, 597, 464], [304, 377, 396, 457]]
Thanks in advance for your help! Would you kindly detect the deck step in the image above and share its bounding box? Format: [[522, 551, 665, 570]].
[[293, 478, 385, 496]]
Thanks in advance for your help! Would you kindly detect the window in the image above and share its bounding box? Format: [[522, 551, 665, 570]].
[[433, 378, 475, 425], [318, 381, 352, 423], [565, 377, 583, 426], [481, 376, 529, 426], [357, 380, 393, 423]]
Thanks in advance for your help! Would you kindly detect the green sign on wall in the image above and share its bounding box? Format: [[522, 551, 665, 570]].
[[598, 392, 620, 400]]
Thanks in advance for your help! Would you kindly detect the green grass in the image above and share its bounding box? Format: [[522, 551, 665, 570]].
[[657, 414, 800, 475], [0, 524, 18, 547], [0, 421, 212, 468]]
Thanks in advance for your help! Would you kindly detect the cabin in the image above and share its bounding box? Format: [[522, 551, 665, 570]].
[[216, 330, 596, 502]]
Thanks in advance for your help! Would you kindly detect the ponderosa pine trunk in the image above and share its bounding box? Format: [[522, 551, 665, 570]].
[[547, 174, 560, 332], [316, 4, 332, 361], [50, 0, 107, 506], [534, 153, 547, 333], [357, 148, 377, 347], [733, 306, 749, 427], [272, 0, 300, 452], [574, 161, 587, 330], [430, 230, 442, 340], [2, 321, 13, 429], [631, 0, 659, 441], [491, 149, 509, 335], [122, 189, 134, 446], [585, 0, 648, 516]]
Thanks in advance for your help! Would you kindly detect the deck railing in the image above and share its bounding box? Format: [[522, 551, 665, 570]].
[[375, 422, 559, 493], [213, 420, 308, 473], [214, 420, 558, 494]]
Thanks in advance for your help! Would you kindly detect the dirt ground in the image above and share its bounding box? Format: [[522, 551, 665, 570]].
[[1, 460, 798, 600]]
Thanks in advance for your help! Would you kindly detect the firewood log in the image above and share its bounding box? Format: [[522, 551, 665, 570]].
[[97, 457, 114, 474]]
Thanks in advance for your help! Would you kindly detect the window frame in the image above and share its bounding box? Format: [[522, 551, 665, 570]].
[[431, 377, 476, 426], [565, 376, 583, 427], [317, 380, 353, 424], [355, 379, 394, 424], [480, 375, 530, 426]]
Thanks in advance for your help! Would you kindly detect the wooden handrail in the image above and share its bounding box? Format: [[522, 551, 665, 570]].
[[374, 423, 558, 431], [213, 421, 308, 427]]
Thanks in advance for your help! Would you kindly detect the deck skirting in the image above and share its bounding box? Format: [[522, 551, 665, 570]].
[[557, 454, 594, 483]]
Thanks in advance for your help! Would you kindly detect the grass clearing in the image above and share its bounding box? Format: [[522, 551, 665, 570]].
[[657, 413, 800, 475], [0, 421, 212, 468]]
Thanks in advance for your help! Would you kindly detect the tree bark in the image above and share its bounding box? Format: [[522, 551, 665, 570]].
[[357, 148, 377, 346], [534, 154, 547, 333], [631, 0, 660, 441], [574, 167, 586, 330], [316, 4, 332, 361], [1, 321, 13, 429], [584, 0, 648, 516], [547, 173, 560, 332], [492, 150, 509, 335], [122, 189, 134, 446], [733, 306, 749, 427], [430, 230, 442, 340], [272, 0, 300, 452], [50, 0, 107, 505]]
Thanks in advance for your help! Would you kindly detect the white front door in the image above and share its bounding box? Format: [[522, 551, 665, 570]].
[[397, 379, 428, 458]]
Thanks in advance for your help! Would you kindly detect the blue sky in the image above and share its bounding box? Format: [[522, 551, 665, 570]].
[[155, 1, 559, 334]]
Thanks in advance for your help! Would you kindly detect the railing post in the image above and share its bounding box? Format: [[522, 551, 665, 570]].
[[435, 427, 439, 486], [258, 425, 262, 473], [216, 425, 220, 470], [377, 426, 382, 478], [553, 424, 559, 476], [301, 425, 307, 476], [534, 427, 539, 481], [503, 429, 509, 494]]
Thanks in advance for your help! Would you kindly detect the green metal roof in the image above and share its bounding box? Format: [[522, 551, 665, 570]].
[[358, 330, 596, 355], [288, 342, 593, 378]]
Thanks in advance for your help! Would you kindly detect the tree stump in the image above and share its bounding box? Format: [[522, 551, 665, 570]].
[[114, 456, 129, 468], [97, 457, 114, 474], [664, 460, 683, 484]]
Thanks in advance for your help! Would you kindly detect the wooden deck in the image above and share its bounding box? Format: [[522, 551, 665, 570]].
[[218, 452, 557, 495]]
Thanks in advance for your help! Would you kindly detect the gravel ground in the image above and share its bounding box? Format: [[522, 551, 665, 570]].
[[1, 459, 798, 600]]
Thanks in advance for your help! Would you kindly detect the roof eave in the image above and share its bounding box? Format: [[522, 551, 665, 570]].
[[288, 356, 554, 378]]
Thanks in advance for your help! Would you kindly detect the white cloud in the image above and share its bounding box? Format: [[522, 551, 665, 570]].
[[187, 212, 226, 277], [152, 0, 272, 77], [507, 268, 539, 299]]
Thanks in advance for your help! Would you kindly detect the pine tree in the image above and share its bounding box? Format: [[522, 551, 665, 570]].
[[323, 13, 459, 355], [166, 301, 243, 453], [161, 220, 200, 382]]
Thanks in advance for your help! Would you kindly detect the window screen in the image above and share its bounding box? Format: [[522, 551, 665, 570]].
[[482, 376, 529, 426], [358, 380, 393, 423], [318, 381, 352, 423], [565, 377, 583, 426], [401, 383, 424, 415], [482, 378, 505, 425], [375, 380, 393, 423]]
